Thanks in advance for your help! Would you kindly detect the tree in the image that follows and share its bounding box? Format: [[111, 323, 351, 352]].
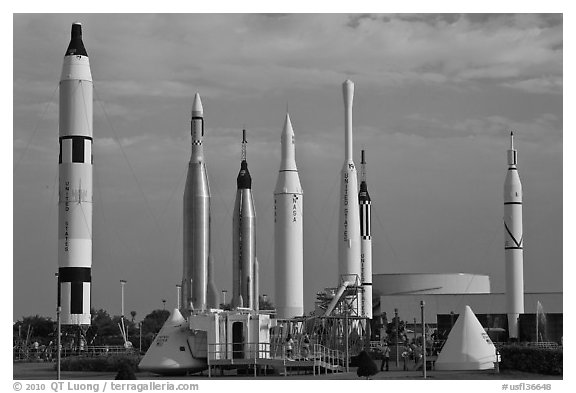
[[140, 309, 170, 352], [356, 350, 378, 379], [141, 309, 170, 335], [90, 308, 120, 345], [14, 315, 55, 346], [130, 311, 136, 322], [386, 316, 406, 343]]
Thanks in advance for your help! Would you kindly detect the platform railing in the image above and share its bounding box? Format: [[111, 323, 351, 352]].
[[312, 343, 345, 375]]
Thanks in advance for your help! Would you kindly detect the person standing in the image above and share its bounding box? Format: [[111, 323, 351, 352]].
[[285, 334, 294, 359], [301, 334, 311, 360], [380, 342, 390, 371]]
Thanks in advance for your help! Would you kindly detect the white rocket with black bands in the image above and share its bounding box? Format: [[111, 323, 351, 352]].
[[182, 93, 217, 313], [232, 130, 258, 309], [274, 113, 304, 319], [359, 150, 373, 319], [339, 80, 362, 284], [58, 23, 93, 326], [504, 132, 524, 339]]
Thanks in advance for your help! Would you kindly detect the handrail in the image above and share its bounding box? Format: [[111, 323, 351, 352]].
[[205, 341, 346, 377]]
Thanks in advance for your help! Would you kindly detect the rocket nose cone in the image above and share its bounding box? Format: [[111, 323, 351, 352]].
[[237, 160, 252, 189], [342, 79, 354, 103], [65, 22, 88, 57], [192, 93, 204, 117], [283, 113, 294, 136], [343, 79, 355, 91], [71, 22, 82, 38], [359, 181, 371, 202]]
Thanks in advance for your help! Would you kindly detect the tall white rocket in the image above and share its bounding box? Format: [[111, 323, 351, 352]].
[[182, 93, 212, 313], [58, 23, 93, 326], [274, 113, 304, 318], [504, 132, 524, 339], [359, 150, 373, 319], [339, 80, 362, 284]]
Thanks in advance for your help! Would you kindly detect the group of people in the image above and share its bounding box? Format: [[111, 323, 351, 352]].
[[378, 339, 431, 371], [285, 333, 311, 360]]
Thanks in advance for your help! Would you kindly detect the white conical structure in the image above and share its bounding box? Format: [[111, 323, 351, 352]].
[[274, 113, 304, 318], [138, 309, 207, 374], [435, 305, 497, 370]]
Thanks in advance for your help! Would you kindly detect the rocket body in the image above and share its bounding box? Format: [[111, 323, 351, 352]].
[[339, 80, 362, 283], [274, 114, 304, 318], [232, 132, 257, 309], [254, 257, 260, 312], [359, 151, 373, 319], [58, 23, 93, 326], [206, 255, 219, 309], [182, 94, 210, 313], [504, 133, 524, 339]]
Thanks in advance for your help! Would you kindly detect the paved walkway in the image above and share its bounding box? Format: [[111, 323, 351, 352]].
[[13, 361, 561, 380]]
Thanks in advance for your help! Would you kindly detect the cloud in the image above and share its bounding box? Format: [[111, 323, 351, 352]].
[[371, 112, 562, 141], [28, 13, 560, 101], [503, 76, 563, 95]]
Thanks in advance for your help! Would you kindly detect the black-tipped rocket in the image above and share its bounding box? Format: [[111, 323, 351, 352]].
[[232, 130, 257, 309], [359, 150, 373, 319], [504, 132, 524, 338], [274, 113, 304, 318], [182, 93, 211, 313], [339, 80, 361, 282], [58, 23, 93, 326]]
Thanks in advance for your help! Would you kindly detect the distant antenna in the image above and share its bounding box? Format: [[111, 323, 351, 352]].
[[241, 129, 247, 161], [361, 149, 367, 183]]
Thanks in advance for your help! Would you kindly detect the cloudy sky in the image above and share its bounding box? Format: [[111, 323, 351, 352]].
[[12, 13, 563, 321]]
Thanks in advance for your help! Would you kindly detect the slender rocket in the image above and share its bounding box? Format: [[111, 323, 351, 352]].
[[359, 150, 373, 319], [339, 80, 362, 283], [274, 113, 304, 318], [232, 130, 257, 309], [182, 93, 211, 313], [58, 23, 93, 326], [504, 132, 524, 339]]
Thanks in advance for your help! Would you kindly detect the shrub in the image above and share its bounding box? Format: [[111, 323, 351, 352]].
[[356, 350, 378, 379], [499, 346, 562, 375], [115, 361, 137, 380], [58, 354, 142, 373]]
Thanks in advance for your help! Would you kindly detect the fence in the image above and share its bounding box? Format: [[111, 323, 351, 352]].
[[13, 345, 130, 362]]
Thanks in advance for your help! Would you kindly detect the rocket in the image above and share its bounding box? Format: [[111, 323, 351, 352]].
[[58, 22, 93, 326], [504, 132, 524, 339], [232, 130, 257, 309], [206, 255, 219, 309], [274, 113, 304, 319], [359, 150, 373, 319], [182, 93, 212, 313], [339, 80, 362, 283]]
